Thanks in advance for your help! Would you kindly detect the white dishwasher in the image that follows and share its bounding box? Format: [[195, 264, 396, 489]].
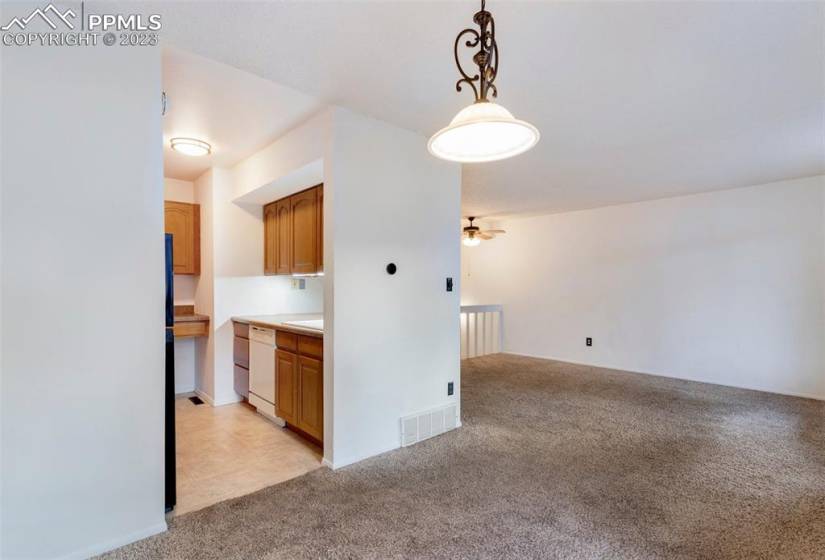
[[248, 326, 282, 424]]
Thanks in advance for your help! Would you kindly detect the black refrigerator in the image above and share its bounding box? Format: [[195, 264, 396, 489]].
[[165, 234, 176, 512]]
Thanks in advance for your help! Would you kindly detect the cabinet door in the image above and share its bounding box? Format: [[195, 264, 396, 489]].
[[316, 185, 323, 273], [164, 201, 200, 275], [263, 202, 278, 275], [275, 349, 298, 425], [275, 199, 291, 275], [297, 355, 323, 441], [290, 189, 318, 274]]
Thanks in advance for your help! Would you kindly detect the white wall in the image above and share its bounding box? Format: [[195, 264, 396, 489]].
[[164, 177, 197, 304], [327, 108, 462, 467], [164, 177, 197, 393], [164, 177, 195, 204], [192, 110, 331, 405], [462, 176, 825, 400], [211, 163, 324, 406], [232, 110, 331, 199], [193, 170, 216, 401], [1, 40, 166, 558], [183, 105, 461, 468]]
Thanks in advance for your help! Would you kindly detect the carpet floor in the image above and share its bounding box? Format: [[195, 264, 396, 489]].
[[100, 354, 825, 559]]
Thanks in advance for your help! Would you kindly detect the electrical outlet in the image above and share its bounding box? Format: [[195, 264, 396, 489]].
[[291, 278, 306, 290], [586, 337, 592, 347], [446, 277, 453, 292], [447, 382, 454, 396]]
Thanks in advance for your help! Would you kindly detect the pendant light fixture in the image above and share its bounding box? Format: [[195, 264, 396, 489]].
[[428, 0, 539, 163]]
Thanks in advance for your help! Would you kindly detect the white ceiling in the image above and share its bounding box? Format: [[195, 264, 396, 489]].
[[152, 1, 824, 216], [162, 47, 323, 181]]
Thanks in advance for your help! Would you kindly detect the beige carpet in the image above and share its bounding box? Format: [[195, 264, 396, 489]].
[[100, 354, 825, 559]]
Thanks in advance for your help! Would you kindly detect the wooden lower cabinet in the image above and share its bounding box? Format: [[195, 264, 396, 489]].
[[297, 355, 323, 441], [275, 331, 323, 444], [275, 349, 298, 425]]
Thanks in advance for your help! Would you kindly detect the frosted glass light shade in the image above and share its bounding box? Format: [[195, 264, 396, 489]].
[[170, 137, 211, 157], [462, 235, 481, 247], [428, 102, 539, 163]]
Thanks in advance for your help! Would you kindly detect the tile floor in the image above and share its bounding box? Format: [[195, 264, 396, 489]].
[[174, 397, 322, 515]]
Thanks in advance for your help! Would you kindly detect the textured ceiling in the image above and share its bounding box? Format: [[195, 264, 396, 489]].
[[161, 47, 322, 181], [148, 0, 824, 216]]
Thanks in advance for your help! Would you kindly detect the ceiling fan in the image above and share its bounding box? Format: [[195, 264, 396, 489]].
[[462, 217, 505, 246]]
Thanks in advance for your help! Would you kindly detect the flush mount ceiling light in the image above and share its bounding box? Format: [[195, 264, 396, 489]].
[[170, 137, 211, 157], [429, 0, 539, 163]]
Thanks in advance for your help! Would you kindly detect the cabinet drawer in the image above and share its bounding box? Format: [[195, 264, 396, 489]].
[[233, 321, 249, 339], [173, 320, 208, 338], [298, 335, 323, 359], [233, 365, 249, 398], [275, 330, 297, 352], [233, 336, 249, 368]]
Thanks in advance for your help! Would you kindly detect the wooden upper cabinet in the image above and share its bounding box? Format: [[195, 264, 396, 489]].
[[290, 189, 317, 274], [164, 201, 200, 275], [263, 184, 323, 275], [263, 202, 278, 275], [316, 186, 323, 272], [275, 199, 292, 275]]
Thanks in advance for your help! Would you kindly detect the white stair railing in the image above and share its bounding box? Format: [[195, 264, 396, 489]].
[[460, 304, 503, 359]]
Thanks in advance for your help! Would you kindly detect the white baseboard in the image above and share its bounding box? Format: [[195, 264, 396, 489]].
[[323, 419, 463, 471], [55, 521, 167, 560], [212, 394, 243, 407], [324, 443, 399, 471], [194, 389, 215, 406], [503, 351, 825, 402]]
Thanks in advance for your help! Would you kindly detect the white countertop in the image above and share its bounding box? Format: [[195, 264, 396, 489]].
[[232, 313, 324, 337]]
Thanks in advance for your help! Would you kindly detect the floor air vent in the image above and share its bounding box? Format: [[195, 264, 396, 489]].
[[400, 403, 458, 447]]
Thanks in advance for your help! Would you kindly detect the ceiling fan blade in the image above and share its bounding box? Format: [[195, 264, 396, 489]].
[[481, 229, 506, 234], [478, 233, 494, 240]]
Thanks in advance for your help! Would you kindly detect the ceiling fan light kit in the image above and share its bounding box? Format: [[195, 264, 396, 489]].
[[463, 233, 482, 247], [462, 216, 505, 246], [429, 0, 539, 163]]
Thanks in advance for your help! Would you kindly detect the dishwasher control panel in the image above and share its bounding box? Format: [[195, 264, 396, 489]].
[[249, 326, 275, 346]]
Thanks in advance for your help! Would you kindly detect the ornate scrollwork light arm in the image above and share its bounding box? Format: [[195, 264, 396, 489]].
[[452, 0, 499, 104], [454, 28, 481, 101]]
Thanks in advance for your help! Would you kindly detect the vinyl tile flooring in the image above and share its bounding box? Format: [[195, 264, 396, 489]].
[[174, 397, 322, 515]]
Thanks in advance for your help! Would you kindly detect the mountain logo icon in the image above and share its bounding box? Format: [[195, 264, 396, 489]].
[[1, 3, 77, 31]]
